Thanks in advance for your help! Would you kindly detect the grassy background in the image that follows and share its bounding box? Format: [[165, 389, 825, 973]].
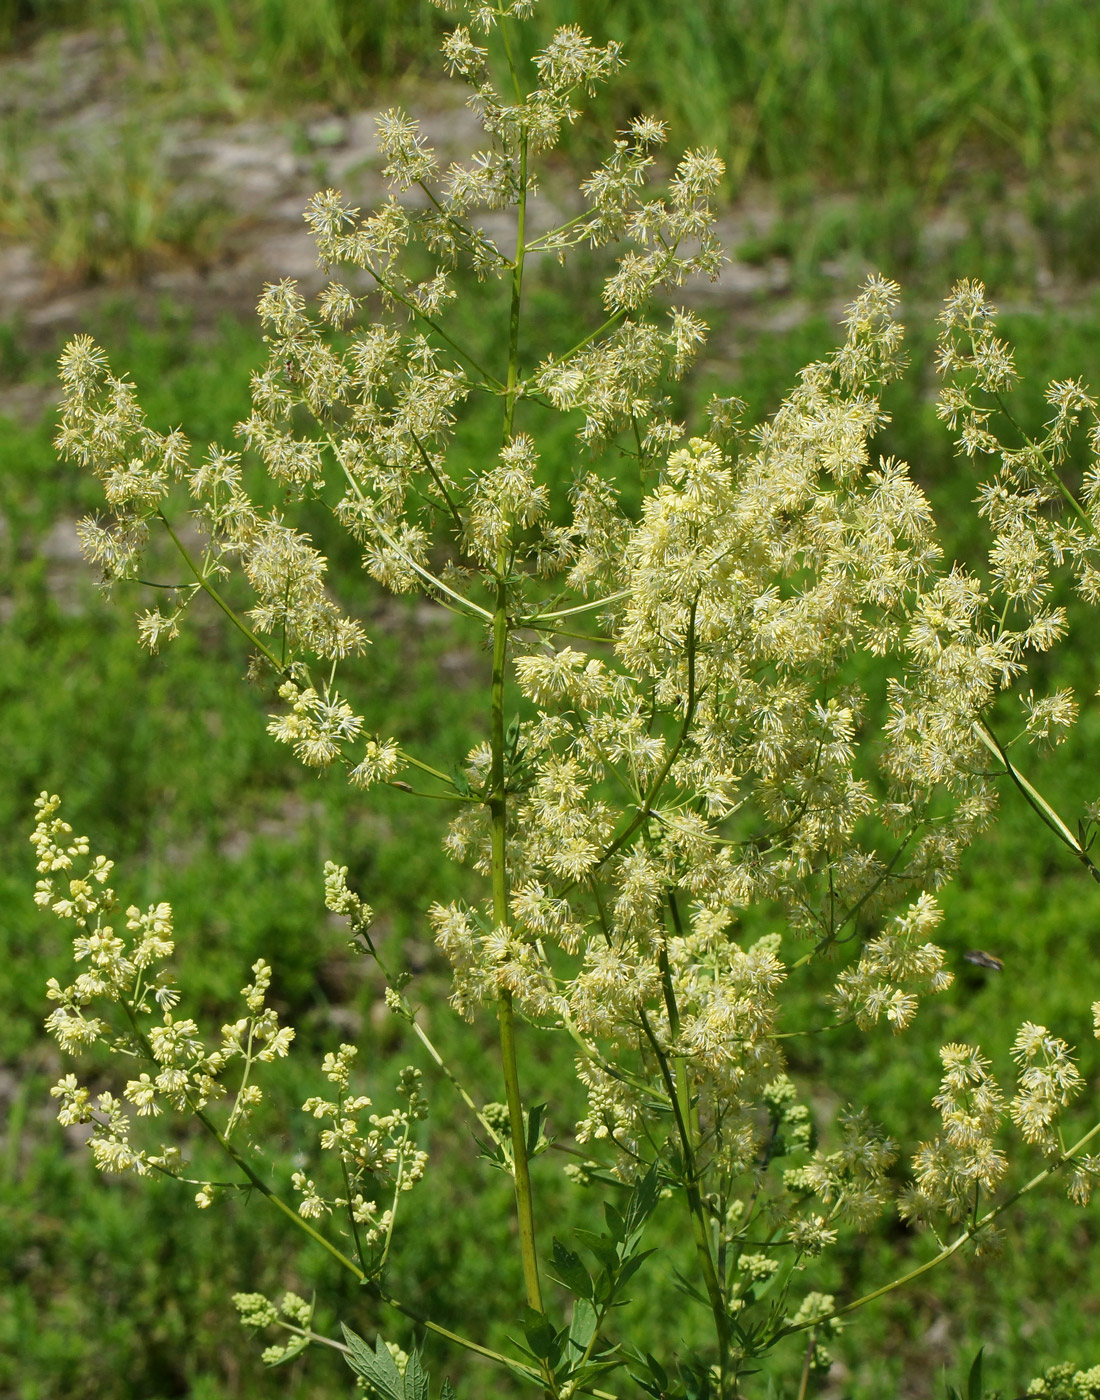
[[5, 3, 1100, 1398], [6, 0, 1100, 194]]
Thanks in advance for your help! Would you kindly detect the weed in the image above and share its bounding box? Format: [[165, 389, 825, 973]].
[[0, 118, 231, 284]]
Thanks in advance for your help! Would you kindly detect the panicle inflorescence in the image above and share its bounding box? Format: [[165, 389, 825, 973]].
[[297, 1046, 429, 1253], [832, 893, 953, 1032], [42, 3, 1100, 1385], [36, 795, 430, 1247], [901, 1044, 1007, 1225], [39, 803, 296, 1184], [1010, 1022, 1084, 1154]]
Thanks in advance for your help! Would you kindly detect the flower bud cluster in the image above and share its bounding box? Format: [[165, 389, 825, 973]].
[[37, 796, 294, 1184], [296, 1048, 429, 1256], [232, 1290, 314, 1368]]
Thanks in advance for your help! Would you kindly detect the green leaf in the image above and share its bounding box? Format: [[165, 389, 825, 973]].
[[612, 1248, 655, 1292], [644, 1351, 668, 1389], [573, 1228, 620, 1273], [571, 1358, 628, 1389], [622, 1346, 669, 1399], [340, 1327, 404, 1400], [567, 1297, 598, 1358], [526, 1102, 547, 1157], [520, 1306, 559, 1363], [668, 1266, 709, 1306], [472, 1131, 510, 1171], [623, 1165, 661, 1238], [404, 1349, 430, 1400], [683, 1358, 715, 1400], [548, 1238, 592, 1300], [967, 1347, 985, 1400]]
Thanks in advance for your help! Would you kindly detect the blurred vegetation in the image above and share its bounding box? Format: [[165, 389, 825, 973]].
[[2, 1, 1098, 297], [4, 0, 1100, 200], [4, 2, 1100, 1398]]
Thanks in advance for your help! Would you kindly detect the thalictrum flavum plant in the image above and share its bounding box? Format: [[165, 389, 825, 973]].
[[34, 2, 1100, 1394]]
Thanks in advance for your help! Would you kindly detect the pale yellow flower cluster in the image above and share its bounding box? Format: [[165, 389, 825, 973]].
[[297, 1047, 429, 1255], [38, 794, 430, 1255], [35, 791, 261, 1124], [40, 0, 1100, 1384]]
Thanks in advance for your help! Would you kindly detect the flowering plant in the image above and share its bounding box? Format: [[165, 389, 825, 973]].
[[35, 2, 1100, 1394]]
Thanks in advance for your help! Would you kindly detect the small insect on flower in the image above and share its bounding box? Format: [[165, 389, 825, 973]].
[[964, 950, 1004, 971]]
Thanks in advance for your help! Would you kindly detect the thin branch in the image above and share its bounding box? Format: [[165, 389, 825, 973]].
[[157, 510, 290, 678], [775, 1115, 1100, 1341], [975, 721, 1100, 883], [362, 262, 503, 389], [518, 588, 632, 624]]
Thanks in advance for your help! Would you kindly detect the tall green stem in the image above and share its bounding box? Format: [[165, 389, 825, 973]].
[[638, 1007, 729, 1382], [492, 562, 543, 1314], [489, 55, 543, 1315]]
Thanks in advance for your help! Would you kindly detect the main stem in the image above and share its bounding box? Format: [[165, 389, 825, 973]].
[[639, 998, 729, 1385], [662, 891, 730, 1387], [492, 575, 542, 1313], [491, 70, 543, 1314]]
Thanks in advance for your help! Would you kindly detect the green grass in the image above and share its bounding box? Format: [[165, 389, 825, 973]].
[[6, 0, 1100, 200], [6, 280, 1100, 1396], [0, 121, 231, 283], [6, 2, 1099, 299]]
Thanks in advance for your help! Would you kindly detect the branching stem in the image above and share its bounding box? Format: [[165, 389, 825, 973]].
[[158, 510, 289, 678], [489, 44, 545, 1327], [638, 1007, 729, 1381], [777, 1116, 1100, 1340]]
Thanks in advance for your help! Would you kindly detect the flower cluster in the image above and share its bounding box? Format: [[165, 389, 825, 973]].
[[939, 280, 1100, 621], [42, 2, 1100, 1392], [833, 893, 953, 1032], [37, 794, 429, 1259], [35, 795, 296, 1185], [1010, 1022, 1084, 1154], [295, 1045, 429, 1260], [1027, 1363, 1100, 1399], [902, 1044, 1008, 1224], [233, 1290, 315, 1368]]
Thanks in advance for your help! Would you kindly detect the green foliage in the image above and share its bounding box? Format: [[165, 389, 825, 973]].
[[0, 121, 230, 283], [341, 1328, 456, 1400]]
